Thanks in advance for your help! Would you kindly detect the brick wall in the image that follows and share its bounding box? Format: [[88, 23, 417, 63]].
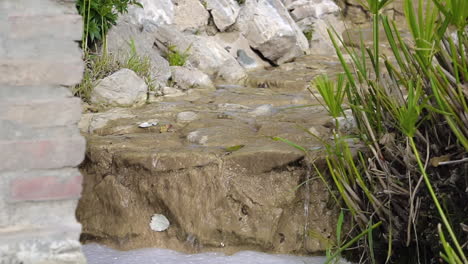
[[0, 0, 86, 263]]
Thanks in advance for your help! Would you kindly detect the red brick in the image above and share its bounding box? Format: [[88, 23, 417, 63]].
[[0, 136, 85, 171], [10, 174, 83, 201]]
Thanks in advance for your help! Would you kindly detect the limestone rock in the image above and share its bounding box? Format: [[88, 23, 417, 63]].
[[205, 0, 240, 31], [106, 18, 171, 88], [154, 25, 246, 83], [91, 69, 148, 107], [177, 111, 199, 123], [213, 32, 269, 70], [249, 104, 274, 116], [284, 0, 344, 55], [170, 66, 215, 90], [173, 0, 210, 32], [162, 86, 186, 97], [126, 0, 174, 25], [235, 0, 309, 64], [285, 0, 339, 21]]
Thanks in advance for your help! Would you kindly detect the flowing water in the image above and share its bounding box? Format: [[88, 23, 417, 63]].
[[83, 243, 335, 264]]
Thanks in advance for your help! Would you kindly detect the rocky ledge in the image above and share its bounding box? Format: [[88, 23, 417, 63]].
[[76, 55, 347, 254]]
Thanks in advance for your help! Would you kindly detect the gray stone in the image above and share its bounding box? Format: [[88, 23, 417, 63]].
[[154, 25, 246, 83], [236, 49, 256, 68], [235, 0, 309, 64], [125, 0, 174, 25], [106, 18, 171, 88], [249, 104, 274, 116], [285, 0, 339, 21], [205, 0, 240, 31], [213, 32, 269, 70], [170, 66, 215, 90], [0, 97, 82, 128], [82, 108, 136, 134], [176, 111, 199, 123], [91, 69, 148, 107], [173, 0, 210, 32], [162, 86, 186, 97]]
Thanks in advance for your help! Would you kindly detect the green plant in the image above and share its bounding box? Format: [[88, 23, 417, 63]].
[[309, 0, 468, 262], [166, 45, 191, 66], [324, 210, 382, 264], [124, 39, 156, 92], [303, 27, 315, 42], [73, 40, 157, 102], [76, 0, 142, 51], [73, 51, 120, 101]]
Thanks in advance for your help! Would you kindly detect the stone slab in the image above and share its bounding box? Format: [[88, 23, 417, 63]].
[[0, 136, 85, 171]]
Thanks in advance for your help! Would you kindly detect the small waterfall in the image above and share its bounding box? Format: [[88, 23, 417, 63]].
[[303, 161, 312, 247]]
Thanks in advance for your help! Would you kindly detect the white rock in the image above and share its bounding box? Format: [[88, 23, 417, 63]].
[[308, 126, 320, 136], [217, 103, 250, 110], [81, 109, 136, 133], [187, 130, 209, 145], [177, 111, 199, 122], [286, 0, 340, 21], [162, 86, 186, 97], [150, 214, 170, 232], [250, 104, 274, 116], [205, 0, 240, 31], [285, 0, 344, 55], [235, 0, 309, 64], [173, 0, 210, 31], [91, 69, 148, 107], [154, 25, 246, 83], [126, 0, 174, 25], [213, 32, 269, 70], [139, 120, 159, 128], [106, 18, 171, 89], [170, 66, 215, 90]]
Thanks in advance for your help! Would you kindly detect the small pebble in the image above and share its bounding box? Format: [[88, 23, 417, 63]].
[[177, 111, 199, 123]]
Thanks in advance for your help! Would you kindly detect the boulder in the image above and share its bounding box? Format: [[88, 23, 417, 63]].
[[106, 18, 171, 89], [205, 0, 241, 31], [125, 0, 174, 25], [213, 32, 269, 70], [284, 0, 344, 55], [235, 0, 309, 64], [173, 0, 210, 32], [90, 69, 148, 107], [154, 25, 246, 83], [170, 66, 215, 90], [285, 0, 339, 21]]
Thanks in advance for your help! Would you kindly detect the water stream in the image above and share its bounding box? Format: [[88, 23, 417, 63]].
[[83, 244, 334, 264]]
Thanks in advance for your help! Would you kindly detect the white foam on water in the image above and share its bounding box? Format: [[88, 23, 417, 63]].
[[83, 243, 336, 264]]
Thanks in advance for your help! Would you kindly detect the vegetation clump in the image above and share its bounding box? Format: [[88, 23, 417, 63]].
[[73, 40, 155, 102], [303, 27, 314, 42], [76, 0, 142, 50], [305, 0, 468, 263], [165, 45, 191, 66]]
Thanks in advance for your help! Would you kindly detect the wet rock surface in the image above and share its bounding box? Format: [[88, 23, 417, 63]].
[[77, 55, 343, 255]]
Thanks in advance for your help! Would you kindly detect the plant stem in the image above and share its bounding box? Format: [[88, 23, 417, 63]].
[[408, 136, 467, 263], [84, 0, 91, 54], [373, 13, 380, 80]]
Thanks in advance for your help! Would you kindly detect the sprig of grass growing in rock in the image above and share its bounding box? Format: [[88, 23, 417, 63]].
[[306, 0, 467, 262], [166, 44, 191, 66], [303, 26, 315, 42], [73, 40, 156, 102]]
